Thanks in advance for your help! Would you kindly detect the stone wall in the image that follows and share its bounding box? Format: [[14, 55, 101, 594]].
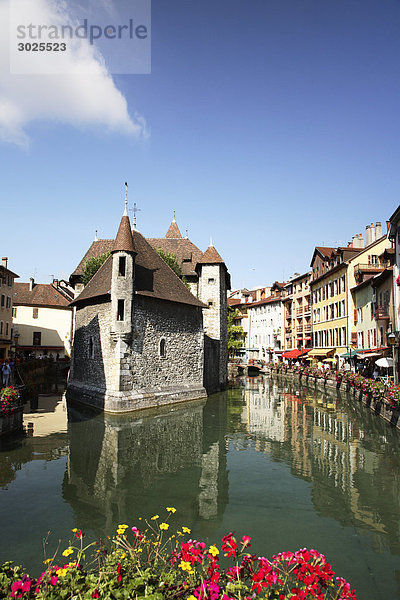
[[67, 295, 207, 412], [130, 296, 204, 390]]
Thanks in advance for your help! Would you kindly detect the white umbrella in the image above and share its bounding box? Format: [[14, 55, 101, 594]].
[[375, 357, 393, 368]]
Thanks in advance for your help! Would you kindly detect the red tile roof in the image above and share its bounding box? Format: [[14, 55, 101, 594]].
[[147, 237, 203, 277], [112, 215, 136, 253], [71, 230, 206, 309], [165, 219, 182, 239], [199, 245, 225, 264], [14, 283, 72, 308]]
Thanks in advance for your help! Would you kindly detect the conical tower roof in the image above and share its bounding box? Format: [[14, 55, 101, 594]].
[[165, 217, 182, 239], [199, 244, 225, 264], [112, 213, 136, 253]]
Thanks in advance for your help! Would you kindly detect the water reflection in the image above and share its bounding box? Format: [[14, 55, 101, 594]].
[[1, 377, 400, 597], [63, 396, 228, 537], [231, 376, 400, 560]]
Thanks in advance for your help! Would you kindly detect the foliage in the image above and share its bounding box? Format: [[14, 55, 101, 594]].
[[227, 307, 245, 357], [157, 248, 190, 289], [0, 387, 20, 415], [1, 509, 357, 600], [82, 253, 110, 286]]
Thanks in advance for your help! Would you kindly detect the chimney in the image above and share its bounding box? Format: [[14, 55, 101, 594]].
[[375, 221, 382, 239], [29, 277, 34, 291], [53, 279, 59, 288], [1, 257, 7, 269], [365, 225, 371, 246], [370, 222, 375, 243], [387, 220, 391, 234]]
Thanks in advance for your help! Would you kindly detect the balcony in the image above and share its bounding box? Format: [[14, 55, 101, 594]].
[[296, 308, 303, 316], [375, 305, 390, 320], [304, 324, 312, 332], [303, 305, 311, 315], [355, 263, 384, 276]]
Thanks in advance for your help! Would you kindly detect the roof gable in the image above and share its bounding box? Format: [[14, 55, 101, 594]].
[[72, 231, 206, 309]]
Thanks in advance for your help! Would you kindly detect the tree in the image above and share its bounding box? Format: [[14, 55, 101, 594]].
[[82, 252, 110, 286], [228, 306, 245, 357], [157, 248, 190, 289]]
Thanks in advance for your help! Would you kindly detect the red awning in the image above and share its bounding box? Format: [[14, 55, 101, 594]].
[[282, 349, 310, 359]]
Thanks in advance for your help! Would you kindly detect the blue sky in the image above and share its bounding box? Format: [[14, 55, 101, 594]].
[[1, 0, 400, 289]]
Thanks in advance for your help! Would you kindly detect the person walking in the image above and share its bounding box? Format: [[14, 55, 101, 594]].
[[1, 360, 11, 386]]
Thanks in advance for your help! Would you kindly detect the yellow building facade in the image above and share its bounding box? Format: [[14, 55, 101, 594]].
[[310, 263, 349, 358]]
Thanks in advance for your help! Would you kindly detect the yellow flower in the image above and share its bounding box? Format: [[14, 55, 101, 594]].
[[151, 515, 159, 520], [117, 528, 126, 535], [72, 528, 78, 533], [166, 507, 176, 513], [67, 562, 77, 568], [208, 545, 219, 557], [160, 522, 169, 530], [188, 596, 196, 600], [62, 548, 74, 557], [182, 526, 191, 534], [179, 560, 193, 573], [118, 524, 128, 529], [177, 531, 183, 536], [56, 568, 68, 577], [43, 558, 51, 565]]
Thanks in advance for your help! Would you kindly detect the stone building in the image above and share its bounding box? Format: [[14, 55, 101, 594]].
[[67, 207, 230, 412]]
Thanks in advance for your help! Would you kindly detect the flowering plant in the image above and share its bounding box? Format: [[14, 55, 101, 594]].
[[0, 387, 20, 416], [0, 509, 357, 600], [386, 384, 400, 408]]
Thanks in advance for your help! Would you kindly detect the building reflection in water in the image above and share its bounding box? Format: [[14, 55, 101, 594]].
[[233, 375, 400, 558], [63, 395, 228, 538]]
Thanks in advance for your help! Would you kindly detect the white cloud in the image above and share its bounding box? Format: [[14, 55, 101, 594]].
[[0, 0, 147, 147]]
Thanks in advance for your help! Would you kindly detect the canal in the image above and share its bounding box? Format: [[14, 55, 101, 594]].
[[0, 375, 400, 599]]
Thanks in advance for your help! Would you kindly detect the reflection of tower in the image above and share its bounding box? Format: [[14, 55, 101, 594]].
[[63, 398, 229, 537], [198, 394, 229, 534]]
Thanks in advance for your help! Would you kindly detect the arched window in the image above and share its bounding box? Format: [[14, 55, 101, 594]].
[[159, 338, 166, 358]]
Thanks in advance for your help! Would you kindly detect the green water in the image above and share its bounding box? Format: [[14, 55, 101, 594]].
[[0, 376, 400, 598]]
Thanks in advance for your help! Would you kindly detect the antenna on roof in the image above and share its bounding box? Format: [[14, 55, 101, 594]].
[[94, 229, 98, 242], [185, 228, 188, 238], [124, 182, 128, 216], [173, 210, 176, 222]]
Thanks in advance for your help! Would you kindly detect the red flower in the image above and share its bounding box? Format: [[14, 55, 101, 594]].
[[92, 590, 100, 598], [117, 562, 122, 583]]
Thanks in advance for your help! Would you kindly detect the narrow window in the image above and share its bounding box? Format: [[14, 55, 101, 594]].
[[0, 322, 2, 334], [33, 307, 38, 319], [89, 337, 94, 358], [5, 322, 8, 336], [117, 299, 125, 321], [159, 338, 166, 358], [33, 331, 41, 346], [6, 297, 10, 309], [12, 307, 17, 318], [119, 256, 126, 276], [1, 295, 4, 307]]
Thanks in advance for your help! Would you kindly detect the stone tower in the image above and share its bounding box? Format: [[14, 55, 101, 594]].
[[197, 243, 229, 392], [110, 204, 136, 392]]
